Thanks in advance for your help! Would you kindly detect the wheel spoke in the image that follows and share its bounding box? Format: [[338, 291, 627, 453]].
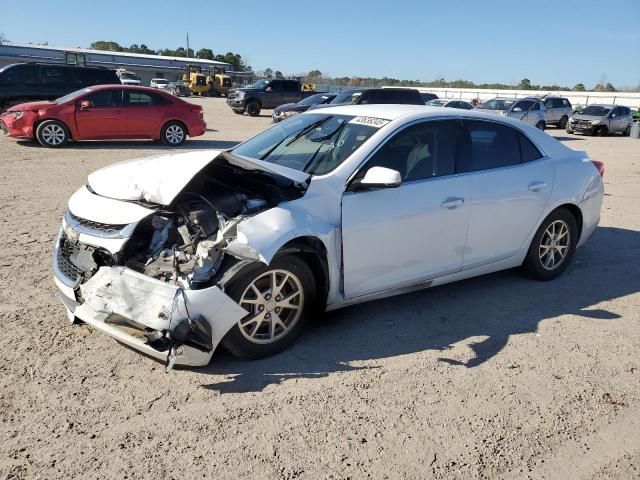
[[277, 290, 301, 310]]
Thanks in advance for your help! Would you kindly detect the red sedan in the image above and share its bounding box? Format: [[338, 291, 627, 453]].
[[0, 85, 206, 147]]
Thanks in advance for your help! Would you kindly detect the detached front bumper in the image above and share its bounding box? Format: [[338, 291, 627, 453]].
[[53, 232, 248, 367]]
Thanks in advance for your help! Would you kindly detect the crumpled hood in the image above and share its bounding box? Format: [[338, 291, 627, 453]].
[[88, 150, 220, 205], [87, 150, 310, 206]]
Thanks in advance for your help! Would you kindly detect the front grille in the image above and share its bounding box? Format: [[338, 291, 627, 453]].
[[56, 233, 82, 284], [68, 211, 127, 235]]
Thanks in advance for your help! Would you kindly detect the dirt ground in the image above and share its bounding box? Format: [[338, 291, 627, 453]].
[[0, 97, 638, 480]]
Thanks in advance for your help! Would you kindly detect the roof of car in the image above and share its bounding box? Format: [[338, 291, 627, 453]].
[[310, 103, 518, 121]]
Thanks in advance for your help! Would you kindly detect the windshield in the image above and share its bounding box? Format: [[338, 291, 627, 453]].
[[120, 73, 140, 80], [299, 93, 333, 106], [479, 99, 515, 110], [55, 87, 94, 104], [154, 79, 168, 84], [426, 99, 447, 107], [251, 79, 270, 89], [580, 106, 610, 116], [231, 113, 382, 175], [331, 90, 362, 104]]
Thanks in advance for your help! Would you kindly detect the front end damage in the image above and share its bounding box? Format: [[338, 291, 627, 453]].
[[53, 151, 308, 369]]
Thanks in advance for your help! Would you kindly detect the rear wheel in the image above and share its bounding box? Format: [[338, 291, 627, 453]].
[[35, 120, 69, 148], [221, 254, 316, 359], [246, 101, 261, 117], [624, 125, 631, 136], [522, 208, 577, 281], [558, 116, 568, 129], [160, 121, 186, 146]]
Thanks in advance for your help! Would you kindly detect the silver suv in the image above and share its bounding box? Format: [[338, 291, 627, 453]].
[[476, 97, 547, 129], [540, 96, 572, 129], [566, 104, 633, 136]]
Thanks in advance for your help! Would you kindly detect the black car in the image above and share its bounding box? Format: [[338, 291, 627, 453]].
[[420, 92, 438, 103], [308, 88, 424, 111], [0, 62, 121, 111], [272, 92, 336, 122]]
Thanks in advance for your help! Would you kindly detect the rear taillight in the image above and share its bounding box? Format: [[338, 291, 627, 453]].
[[592, 160, 605, 177]]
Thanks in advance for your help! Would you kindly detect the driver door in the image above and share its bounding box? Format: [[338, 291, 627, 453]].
[[341, 120, 471, 299], [75, 88, 125, 138]]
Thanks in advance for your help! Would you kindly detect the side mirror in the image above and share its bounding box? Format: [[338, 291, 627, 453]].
[[610, 113, 617, 118], [352, 166, 402, 191], [79, 100, 93, 111], [265, 87, 272, 92], [512, 106, 523, 112]]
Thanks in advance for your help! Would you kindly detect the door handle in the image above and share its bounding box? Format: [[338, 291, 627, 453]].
[[528, 181, 547, 192], [441, 197, 465, 209]]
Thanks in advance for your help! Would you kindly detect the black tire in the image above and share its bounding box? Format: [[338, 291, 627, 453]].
[[35, 120, 70, 148], [535, 121, 546, 131], [522, 208, 578, 281], [221, 254, 316, 359], [624, 125, 631, 136], [246, 101, 261, 117], [558, 116, 568, 129], [160, 121, 187, 146], [566, 128, 574, 134], [595, 125, 608, 137], [232, 109, 245, 115]]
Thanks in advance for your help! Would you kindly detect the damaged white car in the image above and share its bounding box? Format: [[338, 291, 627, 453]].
[[53, 105, 604, 369]]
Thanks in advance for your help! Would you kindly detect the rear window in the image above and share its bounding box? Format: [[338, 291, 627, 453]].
[[358, 90, 422, 105], [71, 68, 118, 86], [40, 66, 68, 85], [125, 91, 172, 106]]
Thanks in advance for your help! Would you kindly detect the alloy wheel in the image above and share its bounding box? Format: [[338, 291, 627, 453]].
[[238, 269, 304, 344], [165, 125, 185, 144], [539, 220, 570, 270], [41, 124, 66, 145]]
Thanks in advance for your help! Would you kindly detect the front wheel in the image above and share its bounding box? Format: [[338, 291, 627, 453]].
[[36, 120, 69, 147], [160, 121, 186, 146], [595, 125, 608, 137], [522, 208, 578, 281], [535, 121, 546, 130], [221, 255, 316, 359], [246, 101, 261, 117]]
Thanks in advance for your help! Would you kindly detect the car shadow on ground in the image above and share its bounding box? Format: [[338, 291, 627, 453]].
[[553, 136, 586, 142], [197, 226, 640, 394], [16, 139, 241, 150]]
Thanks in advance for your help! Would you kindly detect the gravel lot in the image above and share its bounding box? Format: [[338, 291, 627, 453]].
[[1, 97, 638, 480]]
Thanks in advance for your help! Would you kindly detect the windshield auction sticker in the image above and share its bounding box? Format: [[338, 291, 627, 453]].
[[349, 116, 390, 128]]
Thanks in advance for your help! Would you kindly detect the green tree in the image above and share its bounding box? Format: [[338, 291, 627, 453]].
[[90, 40, 123, 51], [196, 48, 214, 60], [274, 70, 284, 79], [573, 83, 586, 91], [263, 68, 274, 78], [518, 78, 532, 89]]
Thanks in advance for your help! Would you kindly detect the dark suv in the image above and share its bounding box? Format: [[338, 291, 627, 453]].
[[0, 63, 120, 111]]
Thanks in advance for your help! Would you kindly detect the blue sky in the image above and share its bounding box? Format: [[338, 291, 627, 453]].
[[1, 0, 639, 88]]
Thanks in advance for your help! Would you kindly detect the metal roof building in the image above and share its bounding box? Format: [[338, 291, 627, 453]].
[[0, 42, 231, 85]]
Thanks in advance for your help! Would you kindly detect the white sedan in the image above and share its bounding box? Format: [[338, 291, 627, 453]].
[[53, 105, 604, 368]]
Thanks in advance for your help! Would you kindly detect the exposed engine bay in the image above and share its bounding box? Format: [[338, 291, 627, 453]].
[[75, 153, 307, 288]]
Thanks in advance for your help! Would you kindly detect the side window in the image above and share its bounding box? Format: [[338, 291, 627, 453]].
[[4, 65, 38, 85], [126, 91, 170, 106], [531, 101, 540, 111], [40, 66, 68, 86], [611, 107, 621, 116], [544, 99, 554, 109], [84, 89, 123, 108], [359, 120, 459, 182], [513, 100, 533, 112], [283, 81, 298, 92], [461, 120, 521, 172], [269, 81, 283, 92], [562, 99, 572, 108], [518, 132, 543, 162]]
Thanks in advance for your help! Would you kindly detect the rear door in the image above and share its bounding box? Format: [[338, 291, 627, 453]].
[[263, 80, 284, 108], [460, 120, 554, 269], [74, 88, 125, 138], [124, 90, 172, 137], [281, 80, 301, 104]]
